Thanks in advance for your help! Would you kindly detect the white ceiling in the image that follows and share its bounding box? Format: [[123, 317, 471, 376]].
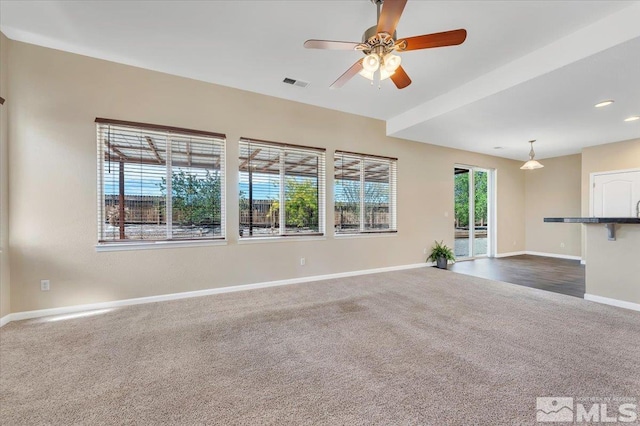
[[1, 0, 639, 160]]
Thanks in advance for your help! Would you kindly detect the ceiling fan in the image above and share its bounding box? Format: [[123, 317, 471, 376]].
[[304, 0, 467, 90]]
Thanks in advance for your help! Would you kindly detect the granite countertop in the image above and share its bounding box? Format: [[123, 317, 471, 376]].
[[544, 217, 640, 224]]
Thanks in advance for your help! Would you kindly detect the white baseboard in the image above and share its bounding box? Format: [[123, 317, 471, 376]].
[[495, 251, 582, 261], [0, 262, 430, 327], [525, 251, 582, 261], [495, 251, 526, 258], [584, 294, 640, 312]]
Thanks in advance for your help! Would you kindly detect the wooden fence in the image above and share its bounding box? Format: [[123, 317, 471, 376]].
[[105, 195, 391, 228]]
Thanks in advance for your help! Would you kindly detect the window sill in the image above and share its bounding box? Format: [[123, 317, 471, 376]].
[[95, 239, 227, 252], [334, 231, 398, 239], [237, 235, 326, 245]]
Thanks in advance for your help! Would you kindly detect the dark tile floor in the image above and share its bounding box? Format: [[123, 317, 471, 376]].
[[449, 254, 585, 298]]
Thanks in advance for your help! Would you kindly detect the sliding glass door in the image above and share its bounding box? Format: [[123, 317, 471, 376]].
[[454, 166, 493, 259]]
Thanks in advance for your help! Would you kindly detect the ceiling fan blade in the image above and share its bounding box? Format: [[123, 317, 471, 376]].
[[377, 0, 407, 35], [391, 66, 411, 89], [330, 59, 364, 89], [304, 40, 361, 50], [397, 29, 467, 51]]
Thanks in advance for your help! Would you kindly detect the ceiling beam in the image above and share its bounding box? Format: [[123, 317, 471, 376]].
[[386, 2, 640, 138], [145, 136, 163, 164], [239, 148, 262, 169], [104, 154, 216, 170], [104, 141, 128, 161]]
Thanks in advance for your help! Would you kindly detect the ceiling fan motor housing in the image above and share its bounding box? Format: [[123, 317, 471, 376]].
[[361, 25, 397, 55]]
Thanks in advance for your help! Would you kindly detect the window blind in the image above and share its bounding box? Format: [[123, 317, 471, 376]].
[[239, 138, 325, 238], [96, 119, 225, 243], [334, 151, 397, 234]]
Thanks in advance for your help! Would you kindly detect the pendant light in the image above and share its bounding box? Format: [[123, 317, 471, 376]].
[[520, 140, 544, 170]]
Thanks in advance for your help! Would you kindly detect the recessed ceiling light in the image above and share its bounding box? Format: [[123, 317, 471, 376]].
[[594, 100, 614, 108], [624, 116, 640, 122], [493, 146, 504, 150]]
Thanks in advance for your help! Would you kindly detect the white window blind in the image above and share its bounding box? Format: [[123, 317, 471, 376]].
[[96, 119, 225, 243], [239, 138, 325, 238], [334, 150, 397, 234]]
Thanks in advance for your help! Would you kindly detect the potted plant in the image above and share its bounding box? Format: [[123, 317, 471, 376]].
[[427, 240, 455, 270]]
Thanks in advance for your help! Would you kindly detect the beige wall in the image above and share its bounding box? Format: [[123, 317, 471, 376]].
[[524, 154, 581, 257], [581, 138, 640, 217], [4, 40, 526, 313], [0, 33, 10, 319], [585, 225, 640, 304], [581, 138, 640, 304]]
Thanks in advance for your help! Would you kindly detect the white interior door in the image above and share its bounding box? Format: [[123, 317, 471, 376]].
[[592, 170, 640, 217]]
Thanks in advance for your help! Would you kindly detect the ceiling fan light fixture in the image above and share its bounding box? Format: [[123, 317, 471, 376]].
[[359, 69, 374, 80], [363, 53, 380, 72], [383, 53, 402, 73], [520, 159, 544, 170], [520, 140, 544, 170], [304, 0, 467, 90], [358, 68, 393, 81]]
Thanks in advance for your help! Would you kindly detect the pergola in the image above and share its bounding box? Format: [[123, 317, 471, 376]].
[[97, 118, 223, 240]]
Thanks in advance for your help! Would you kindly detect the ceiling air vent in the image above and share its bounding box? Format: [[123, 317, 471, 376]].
[[283, 77, 309, 88]]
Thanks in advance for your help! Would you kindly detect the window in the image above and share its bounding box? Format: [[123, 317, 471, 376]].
[[239, 138, 325, 238], [96, 118, 225, 243], [334, 151, 397, 234]]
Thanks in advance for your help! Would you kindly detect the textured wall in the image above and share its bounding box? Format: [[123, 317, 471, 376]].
[[6, 40, 526, 313], [0, 33, 10, 319], [524, 154, 582, 257]]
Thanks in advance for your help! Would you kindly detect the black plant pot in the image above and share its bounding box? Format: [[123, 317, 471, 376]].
[[436, 257, 448, 270]]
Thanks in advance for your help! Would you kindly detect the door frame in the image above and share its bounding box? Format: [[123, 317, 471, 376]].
[[589, 168, 640, 216], [454, 164, 496, 259]]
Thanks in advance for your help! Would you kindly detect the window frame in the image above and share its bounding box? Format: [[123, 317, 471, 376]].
[[238, 137, 326, 239], [334, 150, 397, 236], [96, 118, 226, 247]]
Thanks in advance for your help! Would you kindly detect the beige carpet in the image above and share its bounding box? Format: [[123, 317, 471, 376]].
[[1, 267, 639, 425]]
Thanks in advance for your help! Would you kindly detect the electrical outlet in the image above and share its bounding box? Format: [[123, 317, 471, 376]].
[[300, 258, 305, 266], [560, 242, 565, 248], [513, 240, 517, 246], [423, 248, 428, 255], [40, 280, 50, 291], [444, 211, 449, 217]]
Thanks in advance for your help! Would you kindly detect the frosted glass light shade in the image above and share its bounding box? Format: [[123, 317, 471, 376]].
[[520, 140, 544, 170], [358, 68, 394, 81], [383, 53, 401, 72], [520, 160, 544, 170], [363, 54, 380, 72]]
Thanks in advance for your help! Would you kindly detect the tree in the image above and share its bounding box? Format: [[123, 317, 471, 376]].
[[284, 179, 318, 228], [267, 178, 319, 229], [454, 173, 469, 227], [474, 171, 488, 226], [159, 170, 221, 226], [454, 171, 488, 228], [335, 178, 389, 228]]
